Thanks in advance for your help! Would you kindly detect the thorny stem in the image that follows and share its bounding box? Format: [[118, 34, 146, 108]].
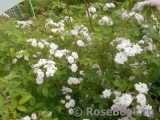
[[111, 12, 137, 40], [43, 16, 47, 34], [65, 4, 77, 42], [97, 12, 137, 58], [6, 106, 14, 120], [83, 0, 95, 32], [66, 4, 73, 29]]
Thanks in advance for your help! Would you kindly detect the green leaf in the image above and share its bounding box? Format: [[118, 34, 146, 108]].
[[44, 117, 52, 120], [0, 81, 6, 88], [26, 107, 34, 113], [29, 97, 36, 106], [0, 78, 8, 83], [0, 107, 2, 115], [27, 76, 34, 81], [5, 71, 20, 80], [42, 111, 51, 118], [11, 98, 17, 107], [0, 94, 5, 106], [126, 84, 133, 92], [122, 80, 128, 89], [42, 87, 48, 97], [117, 87, 126, 92], [19, 96, 31, 105], [79, 85, 82, 90], [146, 9, 152, 23], [9, 81, 21, 89], [35, 103, 44, 109], [94, 97, 104, 103], [113, 81, 122, 87], [151, 58, 160, 66], [55, 106, 63, 113], [9, 90, 19, 98], [98, 104, 103, 109], [53, 118, 59, 120], [113, 80, 128, 92], [13, 88, 29, 95], [23, 79, 29, 86], [134, 30, 139, 36], [13, 111, 17, 118], [22, 69, 28, 77], [2, 113, 9, 120], [5, 103, 15, 111], [10, 48, 15, 55], [17, 106, 27, 111], [2, 106, 8, 113], [142, 5, 148, 14]]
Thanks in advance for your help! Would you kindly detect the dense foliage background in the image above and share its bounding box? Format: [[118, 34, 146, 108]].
[[0, 0, 160, 120]]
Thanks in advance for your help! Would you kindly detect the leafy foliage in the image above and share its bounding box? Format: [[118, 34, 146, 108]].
[[0, 0, 160, 120]]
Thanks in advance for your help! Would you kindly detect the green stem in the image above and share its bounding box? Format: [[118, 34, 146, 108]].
[[66, 4, 73, 29], [28, 0, 35, 17]]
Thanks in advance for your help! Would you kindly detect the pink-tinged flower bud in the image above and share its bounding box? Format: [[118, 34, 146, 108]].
[[154, 0, 160, 5], [31, 113, 37, 120]]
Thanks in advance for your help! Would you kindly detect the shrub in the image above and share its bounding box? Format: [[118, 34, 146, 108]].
[[0, 0, 160, 120]]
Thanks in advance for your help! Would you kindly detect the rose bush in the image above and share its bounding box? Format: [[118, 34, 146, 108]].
[[0, 0, 160, 120]]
